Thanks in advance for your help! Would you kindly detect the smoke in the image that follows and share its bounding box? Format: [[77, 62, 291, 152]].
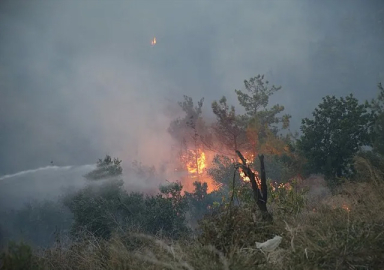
[[0, 165, 96, 209], [0, 1, 383, 249], [0, 165, 73, 181], [0, 0, 383, 176]]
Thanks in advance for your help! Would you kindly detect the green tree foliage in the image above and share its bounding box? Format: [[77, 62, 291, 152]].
[[370, 82, 384, 156], [212, 75, 290, 162], [84, 155, 122, 180], [168, 95, 206, 146], [168, 96, 210, 172], [64, 179, 189, 240], [207, 154, 235, 188], [235, 74, 291, 134], [298, 94, 374, 180], [0, 242, 42, 270], [185, 182, 222, 222], [147, 182, 189, 237], [211, 96, 248, 153], [63, 179, 125, 239]]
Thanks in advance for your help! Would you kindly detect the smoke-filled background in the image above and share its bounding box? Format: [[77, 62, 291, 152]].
[[0, 0, 383, 176]]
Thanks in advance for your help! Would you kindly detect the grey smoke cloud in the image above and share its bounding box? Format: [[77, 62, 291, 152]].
[[0, 0, 383, 175]]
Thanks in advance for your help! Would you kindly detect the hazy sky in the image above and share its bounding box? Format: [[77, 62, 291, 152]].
[[0, 0, 383, 175]]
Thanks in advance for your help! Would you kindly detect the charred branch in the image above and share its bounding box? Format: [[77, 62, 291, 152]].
[[235, 150, 272, 221]]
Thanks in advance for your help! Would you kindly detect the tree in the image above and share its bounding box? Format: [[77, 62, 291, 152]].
[[211, 96, 248, 154], [234, 75, 291, 159], [168, 95, 205, 148], [207, 154, 235, 188], [184, 181, 221, 222], [168, 96, 208, 173], [235, 151, 272, 221], [298, 94, 374, 179], [64, 179, 125, 239], [84, 155, 122, 180], [64, 179, 190, 240], [370, 82, 384, 156], [235, 74, 291, 135]]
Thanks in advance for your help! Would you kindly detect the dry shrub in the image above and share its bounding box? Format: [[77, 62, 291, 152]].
[[5, 156, 384, 270], [197, 157, 384, 269], [198, 206, 285, 254], [33, 232, 231, 270], [282, 163, 384, 269]]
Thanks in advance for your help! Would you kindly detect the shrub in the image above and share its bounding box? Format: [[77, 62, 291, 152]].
[[268, 178, 307, 215], [63, 179, 124, 239], [0, 242, 42, 270], [84, 155, 122, 180], [64, 180, 190, 240]]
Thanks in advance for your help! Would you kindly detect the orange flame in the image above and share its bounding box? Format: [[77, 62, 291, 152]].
[[185, 150, 206, 176], [237, 152, 254, 165], [151, 37, 157, 46], [239, 170, 250, 182], [181, 149, 219, 193], [245, 153, 254, 165], [239, 167, 261, 190], [342, 204, 350, 212]]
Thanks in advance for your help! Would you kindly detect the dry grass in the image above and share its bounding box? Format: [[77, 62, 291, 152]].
[[2, 157, 384, 270]]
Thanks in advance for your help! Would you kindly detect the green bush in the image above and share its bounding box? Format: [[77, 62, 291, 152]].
[[63, 179, 124, 239], [0, 242, 42, 270], [84, 155, 123, 180], [185, 181, 223, 222], [64, 180, 190, 240]]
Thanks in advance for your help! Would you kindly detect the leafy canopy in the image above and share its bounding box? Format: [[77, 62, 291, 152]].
[[211, 96, 248, 152], [235, 74, 291, 133], [84, 155, 122, 180], [298, 94, 374, 179], [370, 83, 384, 156]]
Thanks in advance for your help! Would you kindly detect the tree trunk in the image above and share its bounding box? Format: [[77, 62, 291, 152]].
[[236, 150, 272, 221], [257, 154, 272, 221]]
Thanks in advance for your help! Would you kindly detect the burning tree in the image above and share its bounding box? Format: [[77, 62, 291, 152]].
[[209, 75, 291, 159], [235, 150, 272, 221], [182, 149, 206, 178], [211, 96, 248, 155], [235, 75, 291, 159], [168, 96, 205, 166], [168, 96, 217, 192]]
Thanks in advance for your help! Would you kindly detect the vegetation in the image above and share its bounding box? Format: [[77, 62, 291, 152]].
[[84, 155, 123, 180], [370, 83, 384, 156], [235, 74, 290, 134], [63, 179, 191, 240], [1, 77, 384, 269], [298, 94, 374, 180], [2, 159, 383, 269]]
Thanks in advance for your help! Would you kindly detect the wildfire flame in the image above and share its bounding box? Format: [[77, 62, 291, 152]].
[[239, 170, 250, 182], [180, 149, 219, 193], [186, 150, 206, 176], [151, 37, 157, 46], [342, 204, 350, 212], [239, 167, 261, 190], [245, 153, 254, 165]]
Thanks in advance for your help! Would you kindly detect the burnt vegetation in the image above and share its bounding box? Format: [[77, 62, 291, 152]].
[[1, 76, 384, 270]]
